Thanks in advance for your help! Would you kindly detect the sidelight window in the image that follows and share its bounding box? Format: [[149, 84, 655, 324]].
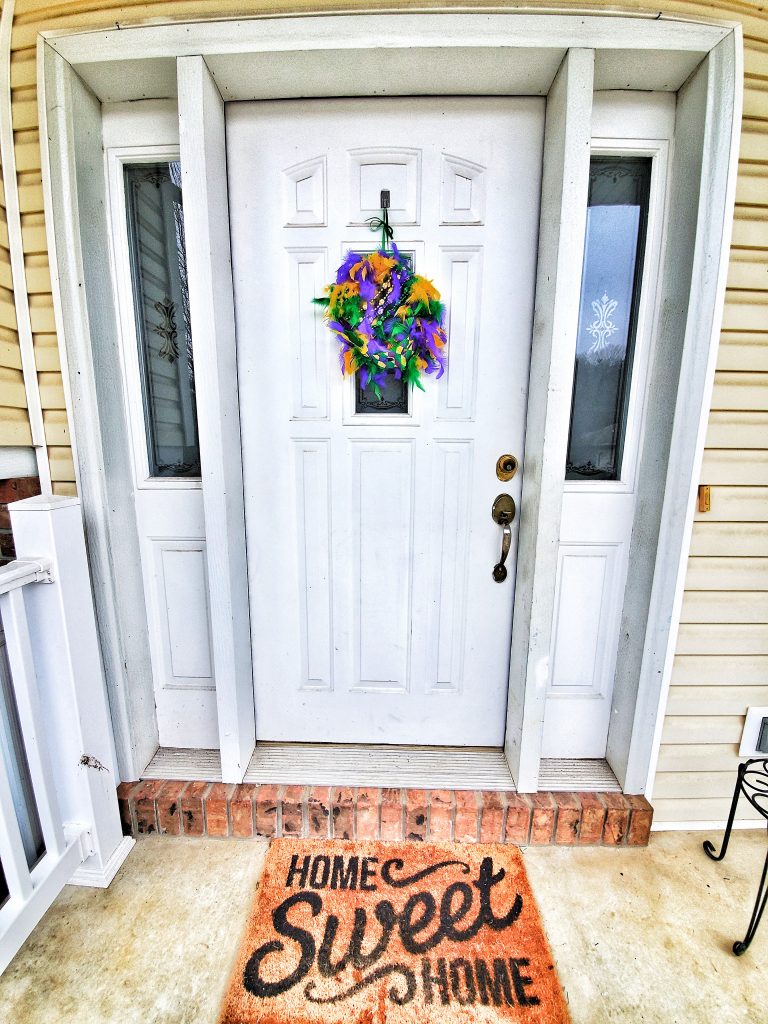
[[124, 162, 200, 478], [565, 157, 652, 481]]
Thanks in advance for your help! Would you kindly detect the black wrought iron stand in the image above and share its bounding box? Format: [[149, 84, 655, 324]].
[[703, 757, 768, 955]]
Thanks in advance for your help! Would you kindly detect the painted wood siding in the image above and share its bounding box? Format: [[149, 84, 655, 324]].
[[0, 0, 766, 820]]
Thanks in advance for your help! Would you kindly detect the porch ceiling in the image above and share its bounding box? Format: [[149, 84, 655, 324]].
[[44, 12, 727, 103]]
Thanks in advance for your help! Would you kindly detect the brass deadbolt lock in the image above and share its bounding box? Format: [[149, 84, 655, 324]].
[[496, 454, 519, 481]]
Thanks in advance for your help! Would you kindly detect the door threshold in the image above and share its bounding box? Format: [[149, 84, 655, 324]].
[[142, 744, 621, 793], [539, 758, 621, 792], [143, 743, 516, 790]]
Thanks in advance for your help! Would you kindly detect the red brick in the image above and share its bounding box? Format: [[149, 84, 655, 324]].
[[554, 792, 581, 845], [626, 795, 653, 846], [454, 791, 479, 843], [181, 781, 210, 836], [479, 792, 505, 843], [0, 477, 41, 505], [405, 789, 427, 842], [281, 786, 305, 838], [307, 786, 331, 838], [132, 779, 164, 835], [0, 507, 10, 532], [255, 785, 280, 837], [356, 789, 380, 840], [529, 793, 557, 844], [332, 788, 355, 839], [577, 792, 606, 845], [602, 792, 630, 846], [205, 783, 232, 837], [116, 782, 139, 836], [380, 789, 402, 841], [0, 531, 16, 560], [230, 784, 257, 838], [156, 780, 188, 836], [505, 794, 532, 845], [429, 790, 453, 842]]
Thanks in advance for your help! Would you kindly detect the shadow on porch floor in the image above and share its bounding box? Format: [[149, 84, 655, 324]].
[[0, 831, 763, 1023]]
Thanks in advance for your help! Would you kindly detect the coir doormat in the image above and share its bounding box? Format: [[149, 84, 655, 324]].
[[219, 839, 570, 1024]]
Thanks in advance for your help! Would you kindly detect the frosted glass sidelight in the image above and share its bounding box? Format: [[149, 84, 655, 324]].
[[566, 158, 651, 481], [124, 162, 200, 478]]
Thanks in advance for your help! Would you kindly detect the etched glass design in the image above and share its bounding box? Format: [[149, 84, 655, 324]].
[[125, 162, 200, 478], [566, 157, 651, 480]]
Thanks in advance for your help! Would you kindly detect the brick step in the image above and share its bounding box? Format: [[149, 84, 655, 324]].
[[117, 782, 653, 846]]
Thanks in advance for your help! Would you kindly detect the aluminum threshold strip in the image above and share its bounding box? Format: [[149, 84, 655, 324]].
[[538, 758, 621, 792], [142, 745, 621, 793], [143, 744, 515, 790]]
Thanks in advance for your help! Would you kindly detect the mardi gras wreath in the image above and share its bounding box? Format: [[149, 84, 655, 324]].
[[313, 243, 447, 398]]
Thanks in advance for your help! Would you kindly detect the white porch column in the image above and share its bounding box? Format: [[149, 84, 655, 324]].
[[177, 56, 255, 783], [505, 48, 594, 791], [8, 495, 133, 886]]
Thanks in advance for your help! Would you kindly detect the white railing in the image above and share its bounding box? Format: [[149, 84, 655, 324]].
[[0, 496, 133, 974]]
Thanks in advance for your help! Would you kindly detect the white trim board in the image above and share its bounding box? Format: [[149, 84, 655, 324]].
[[37, 12, 742, 789]]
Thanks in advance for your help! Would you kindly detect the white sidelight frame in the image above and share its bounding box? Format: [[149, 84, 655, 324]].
[[37, 12, 741, 790]]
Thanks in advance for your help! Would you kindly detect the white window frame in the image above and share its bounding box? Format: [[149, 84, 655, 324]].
[[37, 13, 742, 789]]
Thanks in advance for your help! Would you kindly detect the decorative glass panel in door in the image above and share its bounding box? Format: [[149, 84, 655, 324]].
[[566, 157, 651, 480], [353, 250, 413, 415], [124, 162, 200, 477]]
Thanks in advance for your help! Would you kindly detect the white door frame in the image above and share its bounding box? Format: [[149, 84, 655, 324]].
[[37, 12, 742, 788]]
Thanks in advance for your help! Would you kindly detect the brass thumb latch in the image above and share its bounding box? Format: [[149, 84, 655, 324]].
[[491, 493, 516, 582]]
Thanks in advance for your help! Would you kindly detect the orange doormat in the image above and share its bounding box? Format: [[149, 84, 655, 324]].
[[220, 839, 570, 1024]]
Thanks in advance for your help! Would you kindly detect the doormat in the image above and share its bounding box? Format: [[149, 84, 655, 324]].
[[219, 839, 570, 1024]]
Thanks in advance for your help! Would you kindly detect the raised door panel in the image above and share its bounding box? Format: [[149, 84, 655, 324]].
[[148, 540, 218, 748], [541, 544, 623, 757]]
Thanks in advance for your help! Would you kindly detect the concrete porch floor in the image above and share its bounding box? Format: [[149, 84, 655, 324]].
[[0, 830, 763, 1023]]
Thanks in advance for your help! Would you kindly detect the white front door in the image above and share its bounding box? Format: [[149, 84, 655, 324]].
[[227, 98, 543, 745]]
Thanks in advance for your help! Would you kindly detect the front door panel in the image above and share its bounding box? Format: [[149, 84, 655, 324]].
[[227, 98, 543, 744]]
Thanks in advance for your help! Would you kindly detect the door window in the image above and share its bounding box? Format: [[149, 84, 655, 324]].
[[352, 249, 414, 415], [124, 162, 200, 478], [565, 157, 651, 481]]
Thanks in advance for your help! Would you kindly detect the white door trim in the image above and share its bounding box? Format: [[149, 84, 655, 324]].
[[631, 33, 743, 798], [36, 12, 742, 788]]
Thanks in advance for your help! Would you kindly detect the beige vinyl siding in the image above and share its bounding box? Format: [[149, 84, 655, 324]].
[[0, 0, 766, 816], [0, 122, 30, 447]]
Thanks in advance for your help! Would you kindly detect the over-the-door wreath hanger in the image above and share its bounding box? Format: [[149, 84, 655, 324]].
[[314, 191, 448, 398]]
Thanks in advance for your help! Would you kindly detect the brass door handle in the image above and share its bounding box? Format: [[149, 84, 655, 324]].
[[491, 493, 516, 582]]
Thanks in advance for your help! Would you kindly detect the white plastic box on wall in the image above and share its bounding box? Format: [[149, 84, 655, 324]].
[[739, 708, 768, 758]]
